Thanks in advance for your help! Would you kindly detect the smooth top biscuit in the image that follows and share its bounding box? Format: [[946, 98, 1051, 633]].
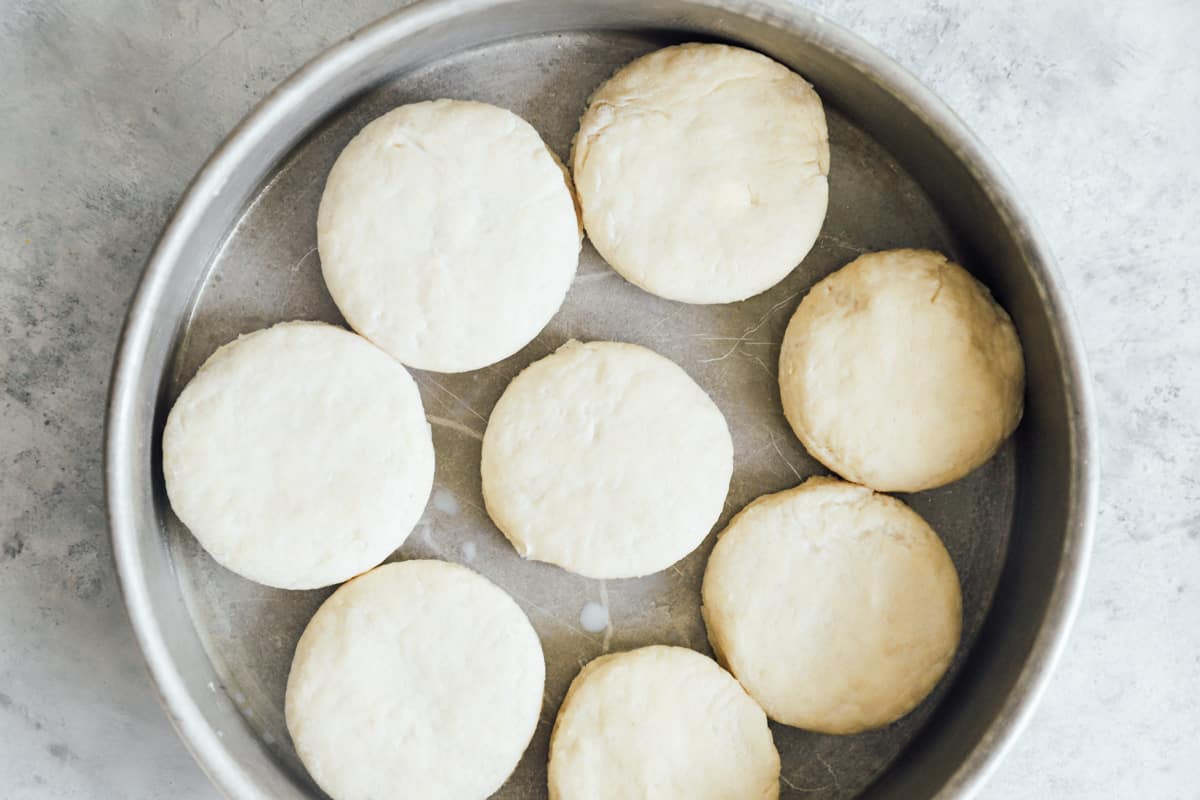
[[573, 44, 829, 304]]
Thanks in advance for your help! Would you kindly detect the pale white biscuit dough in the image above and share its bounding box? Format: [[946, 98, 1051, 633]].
[[481, 340, 733, 579], [572, 43, 829, 304], [779, 249, 1025, 492], [162, 321, 434, 590], [286, 560, 545, 800], [318, 99, 581, 373], [702, 477, 962, 734], [548, 645, 779, 800]]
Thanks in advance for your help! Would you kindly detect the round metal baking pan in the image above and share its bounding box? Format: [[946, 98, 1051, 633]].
[[106, 1, 1097, 797]]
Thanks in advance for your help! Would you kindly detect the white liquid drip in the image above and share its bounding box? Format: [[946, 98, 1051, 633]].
[[432, 488, 460, 515], [579, 602, 610, 633]]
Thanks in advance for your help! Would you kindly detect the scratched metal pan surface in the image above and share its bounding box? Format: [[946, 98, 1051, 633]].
[[105, 1, 1097, 798]]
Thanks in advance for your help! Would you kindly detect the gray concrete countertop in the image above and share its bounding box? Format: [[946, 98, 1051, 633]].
[[2, 1, 1196, 797]]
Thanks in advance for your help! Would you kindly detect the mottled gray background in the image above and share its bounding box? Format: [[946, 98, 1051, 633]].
[[1, 0, 1197, 798]]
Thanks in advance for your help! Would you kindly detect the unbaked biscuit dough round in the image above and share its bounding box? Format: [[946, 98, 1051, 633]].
[[286, 560, 544, 800], [162, 321, 434, 590], [702, 477, 962, 734], [779, 249, 1024, 492], [318, 99, 581, 373], [572, 43, 829, 304], [481, 340, 733, 579], [548, 645, 779, 800]]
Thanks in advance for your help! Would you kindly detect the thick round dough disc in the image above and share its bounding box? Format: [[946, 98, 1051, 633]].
[[572, 43, 829, 304], [548, 645, 779, 800], [779, 249, 1024, 492], [481, 340, 733, 579], [318, 99, 581, 373], [286, 560, 545, 800], [702, 477, 962, 734], [162, 321, 434, 590]]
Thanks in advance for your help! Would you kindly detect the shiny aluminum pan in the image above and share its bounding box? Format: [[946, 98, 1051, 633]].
[[106, 1, 1097, 797]]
